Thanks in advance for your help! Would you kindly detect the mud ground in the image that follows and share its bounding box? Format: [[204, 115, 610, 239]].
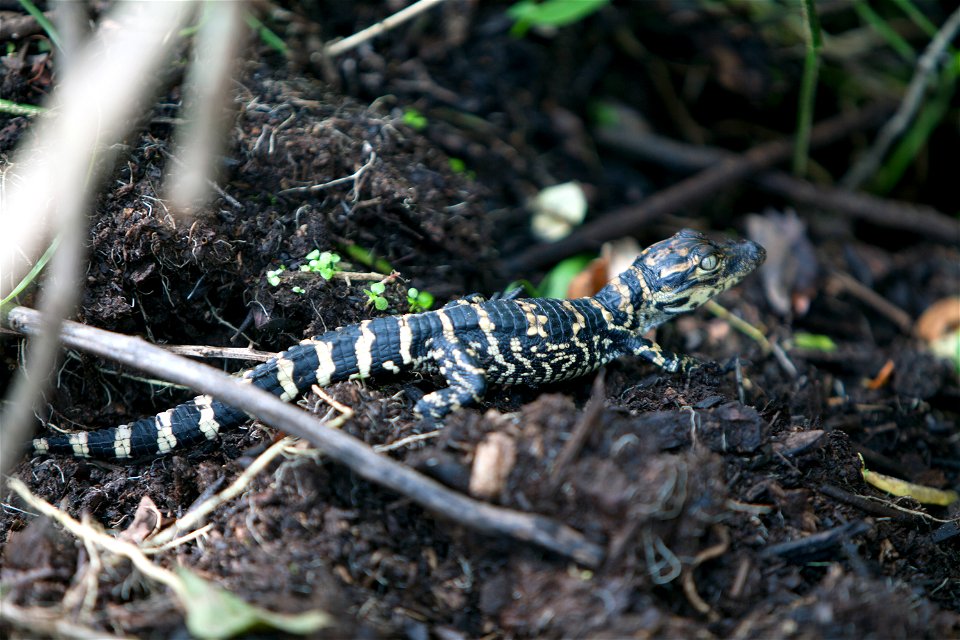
[[2, 2, 959, 638]]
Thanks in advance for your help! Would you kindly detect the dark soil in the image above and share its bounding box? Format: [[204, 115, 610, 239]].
[[2, 2, 959, 638]]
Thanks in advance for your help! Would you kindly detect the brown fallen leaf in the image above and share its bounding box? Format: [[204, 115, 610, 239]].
[[915, 297, 960, 342], [117, 495, 163, 544], [865, 359, 895, 390], [469, 431, 517, 501], [747, 209, 818, 317]]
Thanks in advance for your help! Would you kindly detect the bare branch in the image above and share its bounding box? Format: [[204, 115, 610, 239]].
[[324, 0, 449, 58], [0, 3, 196, 477], [6, 306, 605, 567], [841, 6, 960, 189]]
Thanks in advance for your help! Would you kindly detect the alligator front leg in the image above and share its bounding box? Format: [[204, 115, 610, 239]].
[[415, 340, 487, 421], [622, 335, 703, 375]]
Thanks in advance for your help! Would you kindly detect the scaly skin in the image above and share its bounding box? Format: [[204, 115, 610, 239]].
[[32, 229, 765, 460]]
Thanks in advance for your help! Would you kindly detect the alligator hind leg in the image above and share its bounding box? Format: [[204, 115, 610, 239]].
[[442, 288, 523, 309], [415, 341, 487, 421]]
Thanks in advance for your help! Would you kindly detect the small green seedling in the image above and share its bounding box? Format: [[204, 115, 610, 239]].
[[794, 332, 837, 352], [407, 288, 435, 313], [344, 244, 393, 275], [402, 108, 428, 131], [365, 282, 389, 311], [300, 250, 341, 280], [291, 286, 305, 295], [508, 0, 610, 37], [265, 265, 286, 286]]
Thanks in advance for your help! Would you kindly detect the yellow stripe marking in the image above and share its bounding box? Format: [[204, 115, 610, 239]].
[[69, 432, 90, 458], [314, 340, 337, 385], [398, 315, 413, 364], [155, 409, 177, 453], [436, 310, 455, 341], [195, 395, 221, 440], [356, 320, 376, 378], [275, 356, 299, 401], [113, 424, 133, 459]]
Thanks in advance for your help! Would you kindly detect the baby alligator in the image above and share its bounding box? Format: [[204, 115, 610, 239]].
[[32, 229, 765, 460]]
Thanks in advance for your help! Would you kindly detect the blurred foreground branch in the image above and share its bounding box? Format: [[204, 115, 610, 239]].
[[0, 3, 196, 476]]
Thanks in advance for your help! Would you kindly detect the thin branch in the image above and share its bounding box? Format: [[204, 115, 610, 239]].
[[324, 0, 449, 58], [164, 1, 246, 216], [6, 477, 189, 603], [0, 597, 133, 640], [593, 120, 960, 244], [509, 104, 891, 272], [6, 306, 605, 567], [827, 270, 914, 334], [146, 436, 301, 549], [163, 344, 276, 362], [0, 205, 82, 478], [277, 151, 377, 196], [0, 3, 196, 477], [841, 6, 960, 189]]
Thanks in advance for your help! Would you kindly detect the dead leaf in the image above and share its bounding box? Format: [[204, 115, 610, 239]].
[[865, 359, 895, 390], [469, 432, 517, 501], [915, 297, 960, 342], [117, 495, 162, 544]]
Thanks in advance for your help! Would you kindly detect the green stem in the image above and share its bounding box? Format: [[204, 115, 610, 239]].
[[0, 236, 61, 309], [17, 0, 63, 51], [0, 98, 46, 117], [793, 0, 822, 177]]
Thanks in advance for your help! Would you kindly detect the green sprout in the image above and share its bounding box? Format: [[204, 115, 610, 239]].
[[407, 287, 435, 313], [508, 0, 610, 37], [794, 332, 837, 352], [244, 11, 289, 55], [300, 250, 341, 280], [291, 286, 305, 295], [364, 282, 390, 311], [402, 108, 428, 131], [344, 244, 393, 275], [265, 265, 286, 286]]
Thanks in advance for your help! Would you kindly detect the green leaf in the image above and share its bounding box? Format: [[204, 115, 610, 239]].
[[539, 254, 594, 299], [291, 286, 305, 294], [402, 108, 428, 131], [305, 249, 320, 261], [243, 11, 289, 55], [374, 297, 389, 311], [0, 98, 46, 117], [265, 265, 286, 287], [176, 568, 332, 639], [794, 332, 837, 352], [17, 0, 62, 51], [370, 282, 386, 295], [508, 0, 610, 35], [344, 244, 393, 274]]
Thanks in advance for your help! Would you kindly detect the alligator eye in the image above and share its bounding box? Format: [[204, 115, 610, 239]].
[[699, 254, 720, 271]]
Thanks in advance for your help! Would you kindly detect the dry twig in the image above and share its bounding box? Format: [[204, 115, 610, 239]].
[[510, 104, 892, 271], [0, 3, 196, 477], [6, 305, 605, 566], [324, 0, 450, 58], [595, 124, 960, 244], [841, 6, 960, 189]]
